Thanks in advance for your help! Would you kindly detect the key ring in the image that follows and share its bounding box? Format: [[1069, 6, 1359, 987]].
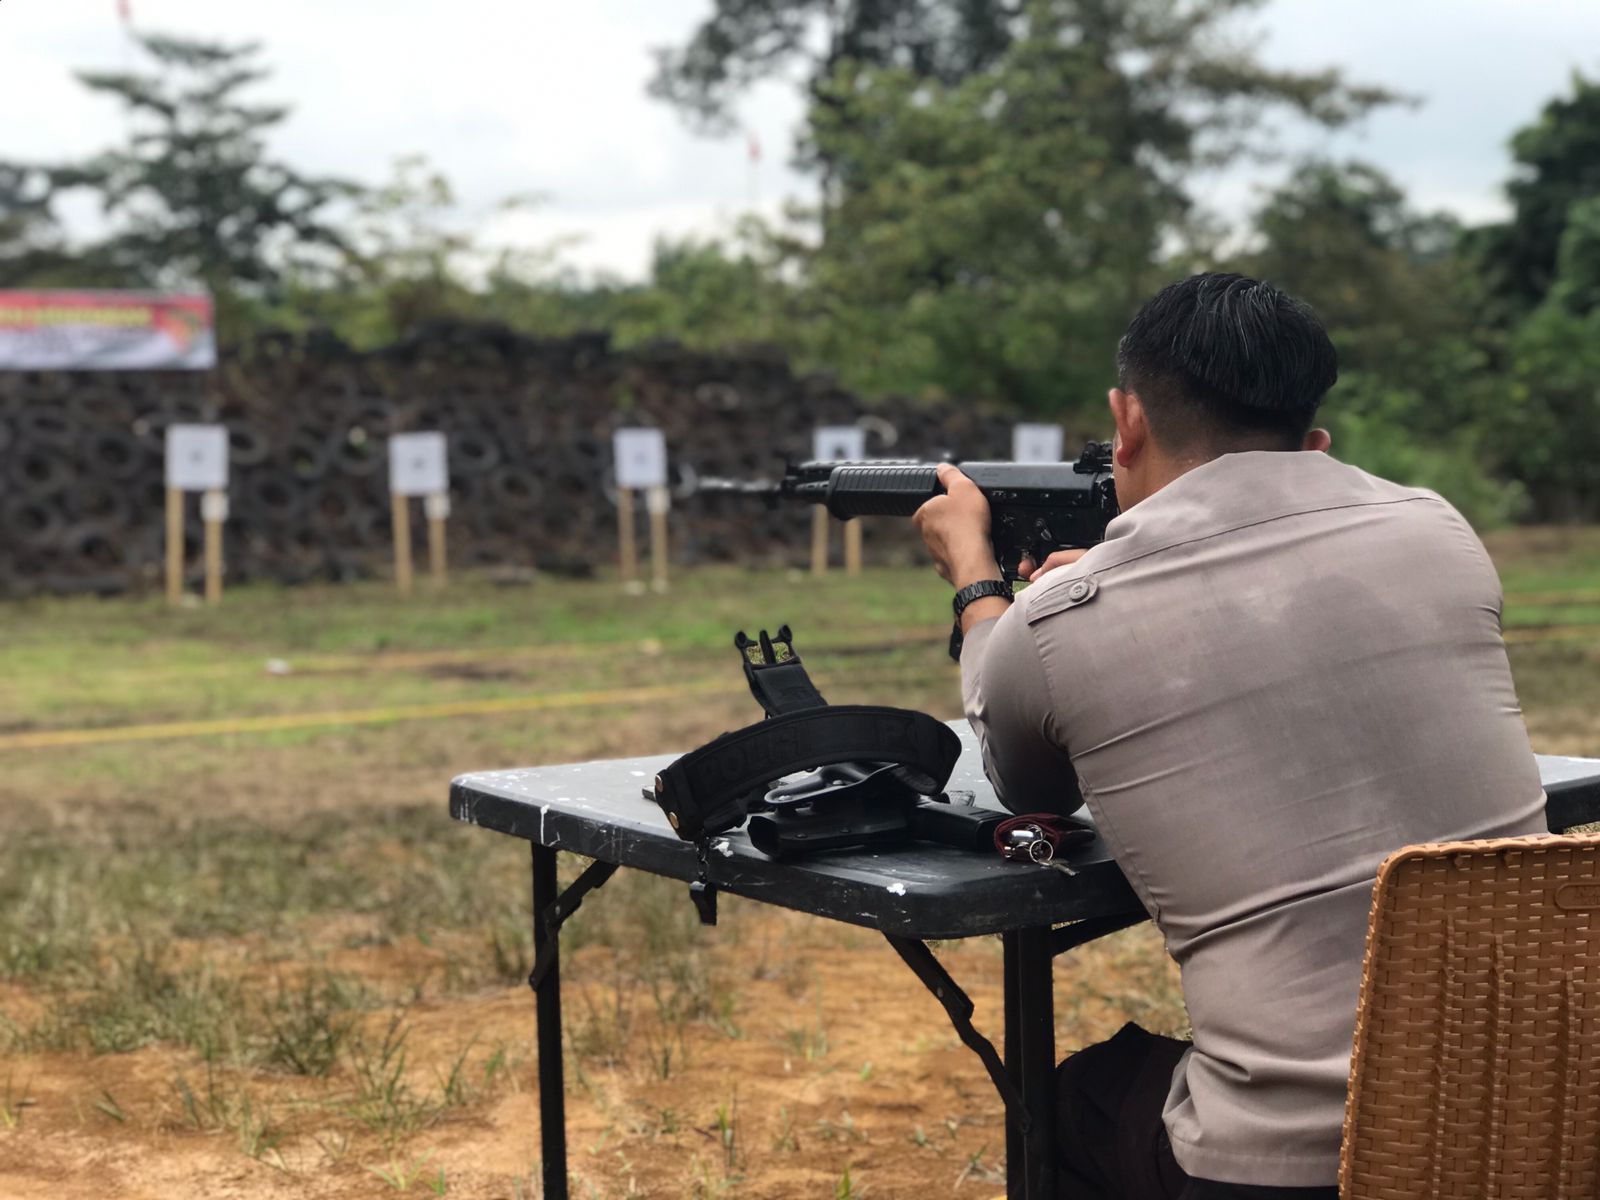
[[993, 813, 1095, 867], [999, 822, 1055, 863]]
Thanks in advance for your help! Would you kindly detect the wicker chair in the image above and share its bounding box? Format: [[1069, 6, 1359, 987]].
[[1340, 834, 1600, 1198]]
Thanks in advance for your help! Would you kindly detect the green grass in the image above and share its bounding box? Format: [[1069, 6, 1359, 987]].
[[1492, 528, 1600, 630], [1, 824, 440, 1062], [0, 542, 1592, 1196], [1489, 526, 1600, 592], [0, 567, 945, 674], [4, 549, 1594, 737], [1505, 603, 1600, 629], [0, 567, 949, 733], [0, 548, 1595, 982], [0, 806, 514, 958], [1490, 530, 1600, 724], [0, 790, 750, 1083], [0, 544, 1594, 1152]]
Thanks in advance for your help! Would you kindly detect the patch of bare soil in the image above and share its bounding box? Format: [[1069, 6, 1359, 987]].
[[2, 586, 1591, 1199], [0, 901, 1177, 1199]]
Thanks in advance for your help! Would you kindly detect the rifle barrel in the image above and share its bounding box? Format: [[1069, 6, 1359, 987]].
[[696, 478, 782, 498]]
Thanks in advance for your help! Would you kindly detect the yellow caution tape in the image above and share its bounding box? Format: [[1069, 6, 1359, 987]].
[[0, 626, 948, 689], [1504, 625, 1600, 645], [0, 679, 726, 752], [0, 662, 958, 752], [1504, 590, 1600, 608]]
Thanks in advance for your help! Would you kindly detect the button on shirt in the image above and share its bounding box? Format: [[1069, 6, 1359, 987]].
[[960, 450, 1547, 1187]]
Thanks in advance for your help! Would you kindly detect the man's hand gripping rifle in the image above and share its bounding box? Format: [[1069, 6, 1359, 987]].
[[702, 440, 1119, 584]]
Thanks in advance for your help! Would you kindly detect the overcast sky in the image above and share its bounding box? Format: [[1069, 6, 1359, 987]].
[[3, 1, 1599, 279]]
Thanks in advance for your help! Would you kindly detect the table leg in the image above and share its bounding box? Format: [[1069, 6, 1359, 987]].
[[531, 844, 568, 1200], [1004, 941, 1024, 1197], [1004, 928, 1057, 1199]]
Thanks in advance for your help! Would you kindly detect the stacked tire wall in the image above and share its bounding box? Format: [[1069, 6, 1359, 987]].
[[0, 322, 1035, 596]]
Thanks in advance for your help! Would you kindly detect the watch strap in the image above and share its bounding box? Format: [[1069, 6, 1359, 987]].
[[949, 579, 1013, 661], [952, 578, 1013, 617]]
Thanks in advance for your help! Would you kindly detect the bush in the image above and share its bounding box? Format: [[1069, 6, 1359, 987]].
[[1326, 373, 1527, 529]]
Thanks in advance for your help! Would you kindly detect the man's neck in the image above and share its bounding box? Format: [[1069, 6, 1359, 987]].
[[1134, 439, 1298, 507], [1126, 449, 1210, 508]]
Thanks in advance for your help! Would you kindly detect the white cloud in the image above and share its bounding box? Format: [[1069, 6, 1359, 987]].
[[1, 1, 1596, 278]]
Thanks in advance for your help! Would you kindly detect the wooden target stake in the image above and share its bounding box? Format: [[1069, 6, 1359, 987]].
[[618, 487, 639, 586], [388, 432, 449, 597], [811, 507, 830, 576], [647, 485, 670, 592], [201, 489, 227, 604], [426, 492, 449, 586], [844, 518, 863, 577], [163, 424, 228, 607], [165, 487, 184, 606], [392, 493, 414, 595]]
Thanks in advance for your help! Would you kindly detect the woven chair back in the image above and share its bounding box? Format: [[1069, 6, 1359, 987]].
[[1341, 834, 1600, 1198]]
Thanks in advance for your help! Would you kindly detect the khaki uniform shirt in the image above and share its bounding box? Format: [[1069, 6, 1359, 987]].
[[961, 450, 1546, 1186]]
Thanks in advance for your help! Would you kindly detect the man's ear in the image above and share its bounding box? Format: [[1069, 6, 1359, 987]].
[[1302, 427, 1332, 453], [1108, 387, 1148, 468]]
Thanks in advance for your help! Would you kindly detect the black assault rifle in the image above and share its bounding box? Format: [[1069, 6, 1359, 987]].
[[701, 440, 1119, 583]]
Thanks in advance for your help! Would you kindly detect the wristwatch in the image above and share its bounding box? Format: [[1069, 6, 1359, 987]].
[[949, 579, 1013, 661]]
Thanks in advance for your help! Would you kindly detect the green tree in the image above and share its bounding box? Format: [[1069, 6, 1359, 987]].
[[1498, 200, 1600, 520], [1454, 74, 1600, 518], [606, 226, 797, 349], [278, 156, 490, 348], [0, 33, 358, 334], [651, 0, 1020, 133], [1242, 160, 1524, 525], [791, 0, 1396, 412], [1470, 71, 1600, 317], [1505, 302, 1600, 520], [475, 222, 799, 352], [0, 165, 128, 287], [1246, 160, 1487, 415], [1548, 194, 1600, 315], [1250, 162, 1462, 333]]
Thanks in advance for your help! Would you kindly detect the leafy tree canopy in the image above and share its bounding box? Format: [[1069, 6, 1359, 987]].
[[654, 0, 1396, 166], [1246, 160, 1474, 388], [650, 0, 1021, 131], [0, 33, 358, 322], [791, 0, 1398, 413], [1239, 160, 1526, 525], [1471, 70, 1600, 317]]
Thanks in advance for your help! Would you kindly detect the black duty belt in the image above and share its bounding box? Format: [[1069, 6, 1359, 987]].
[[654, 704, 961, 841], [650, 625, 962, 844]]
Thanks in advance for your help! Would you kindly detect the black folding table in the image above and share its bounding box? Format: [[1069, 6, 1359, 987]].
[[449, 730, 1600, 1200]]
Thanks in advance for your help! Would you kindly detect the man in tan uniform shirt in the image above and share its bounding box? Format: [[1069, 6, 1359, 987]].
[[914, 273, 1547, 1198]]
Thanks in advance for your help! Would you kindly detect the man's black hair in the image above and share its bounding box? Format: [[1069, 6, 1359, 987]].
[[1116, 273, 1338, 451]]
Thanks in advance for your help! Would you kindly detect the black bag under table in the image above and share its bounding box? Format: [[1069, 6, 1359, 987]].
[[449, 727, 1600, 1200]]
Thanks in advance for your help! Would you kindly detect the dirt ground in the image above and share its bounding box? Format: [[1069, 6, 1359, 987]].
[[2, 551, 1597, 1198], [0, 912, 1180, 1200]]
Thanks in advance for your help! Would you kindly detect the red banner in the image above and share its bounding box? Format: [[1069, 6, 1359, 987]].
[[0, 291, 215, 370]]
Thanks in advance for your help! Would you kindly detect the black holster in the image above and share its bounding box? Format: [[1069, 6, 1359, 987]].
[[651, 625, 999, 859]]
